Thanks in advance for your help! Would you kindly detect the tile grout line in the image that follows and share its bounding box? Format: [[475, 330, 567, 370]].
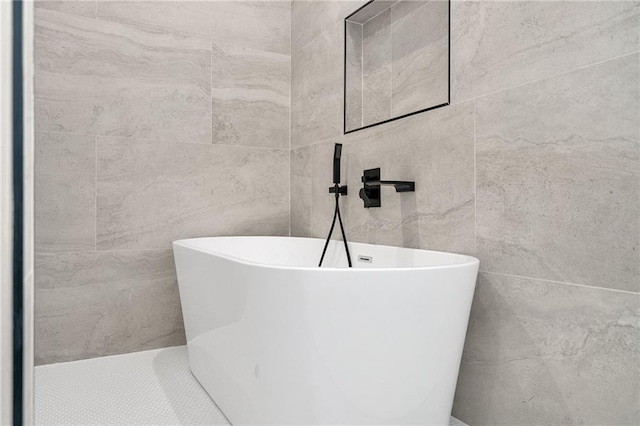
[[210, 41, 213, 146], [473, 98, 476, 256], [293, 133, 343, 151], [288, 148, 292, 237], [389, 9, 393, 122], [481, 270, 640, 296], [309, 145, 314, 238], [295, 47, 639, 150], [34, 130, 99, 138], [37, 248, 175, 256], [360, 22, 363, 129], [451, 50, 640, 106], [35, 130, 287, 151], [40, 3, 215, 47], [289, 6, 292, 238], [94, 135, 98, 252], [293, 14, 342, 55]]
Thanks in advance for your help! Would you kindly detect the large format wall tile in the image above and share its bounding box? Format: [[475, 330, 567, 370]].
[[211, 42, 290, 149], [97, 138, 289, 250], [34, 0, 293, 365], [292, 0, 362, 53], [290, 146, 313, 237], [291, 23, 343, 148], [35, 250, 185, 365], [453, 272, 640, 425], [35, 0, 96, 18], [35, 8, 211, 143], [343, 101, 475, 255], [391, 0, 448, 116], [98, 1, 291, 55], [476, 54, 640, 292], [35, 132, 96, 252], [452, 1, 640, 101], [307, 101, 475, 256]]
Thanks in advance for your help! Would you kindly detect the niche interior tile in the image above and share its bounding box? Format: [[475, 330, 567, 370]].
[[97, 1, 290, 55], [362, 8, 392, 127], [345, 21, 363, 132], [291, 0, 362, 53], [476, 54, 640, 292], [291, 146, 313, 237], [35, 132, 95, 252], [452, 0, 640, 101], [35, 8, 211, 143], [34, 0, 96, 18], [211, 42, 290, 149], [35, 250, 185, 365], [391, 0, 449, 117], [453, 272, 640, 425], [291, 23, 343, 148], [97, 138, 289, 250]]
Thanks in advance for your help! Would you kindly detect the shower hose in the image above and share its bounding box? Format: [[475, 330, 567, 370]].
[[318, 185, 352, 267]]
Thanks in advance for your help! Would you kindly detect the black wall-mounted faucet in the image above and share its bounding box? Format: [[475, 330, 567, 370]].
[[359, 168, 415, 208]]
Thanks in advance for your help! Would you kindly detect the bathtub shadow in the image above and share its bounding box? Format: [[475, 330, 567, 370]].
[[400, 192, 420, 249], [152, 346, 230, 425]]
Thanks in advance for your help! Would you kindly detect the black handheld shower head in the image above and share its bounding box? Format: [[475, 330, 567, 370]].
[[320, 143, 352, 268], [328, 143, 347, 196], [333, 143, 342, 185]]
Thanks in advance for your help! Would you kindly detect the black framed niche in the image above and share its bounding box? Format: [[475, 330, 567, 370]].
[[344, 0, 450, 134]]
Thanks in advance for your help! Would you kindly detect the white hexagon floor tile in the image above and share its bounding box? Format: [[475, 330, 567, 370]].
[[35, 346, 468, 425]]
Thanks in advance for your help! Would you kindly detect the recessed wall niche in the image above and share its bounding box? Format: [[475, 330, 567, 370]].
[[344, 0, 450, 133]]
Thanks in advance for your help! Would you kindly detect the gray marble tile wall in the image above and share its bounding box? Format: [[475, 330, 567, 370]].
[[290, 0, 640, 424], [34, 0, 291, 365]]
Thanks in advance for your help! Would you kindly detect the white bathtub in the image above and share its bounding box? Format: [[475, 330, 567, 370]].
[[173, 237, 478, 425]]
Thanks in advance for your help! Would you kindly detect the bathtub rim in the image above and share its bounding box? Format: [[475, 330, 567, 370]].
[[172, 236, 479, 272]]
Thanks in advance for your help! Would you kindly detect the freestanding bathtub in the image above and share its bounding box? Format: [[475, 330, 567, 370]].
[[173, 237, 478, 425]]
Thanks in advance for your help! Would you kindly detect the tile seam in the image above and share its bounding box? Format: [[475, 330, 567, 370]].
[[210, 41, 213, 145], [452, 50, 640, 106], [36, 248, 175, 255], [480, 270, 640, 296], [289, 4, 293, 237], [293, 17, 343, 55], [473, 98, 476, 256], [94, 135, 97, 252]]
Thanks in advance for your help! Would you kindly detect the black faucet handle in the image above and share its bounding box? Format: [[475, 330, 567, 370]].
[[359, 168, 411, 208], [359, 188, 373, 208]]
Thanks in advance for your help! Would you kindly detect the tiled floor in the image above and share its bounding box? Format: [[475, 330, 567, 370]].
[[36, 346, 468, 425]]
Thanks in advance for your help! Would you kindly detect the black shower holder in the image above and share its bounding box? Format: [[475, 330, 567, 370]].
[[359, 168, 415, 208], [328, 184, 348, 195]]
